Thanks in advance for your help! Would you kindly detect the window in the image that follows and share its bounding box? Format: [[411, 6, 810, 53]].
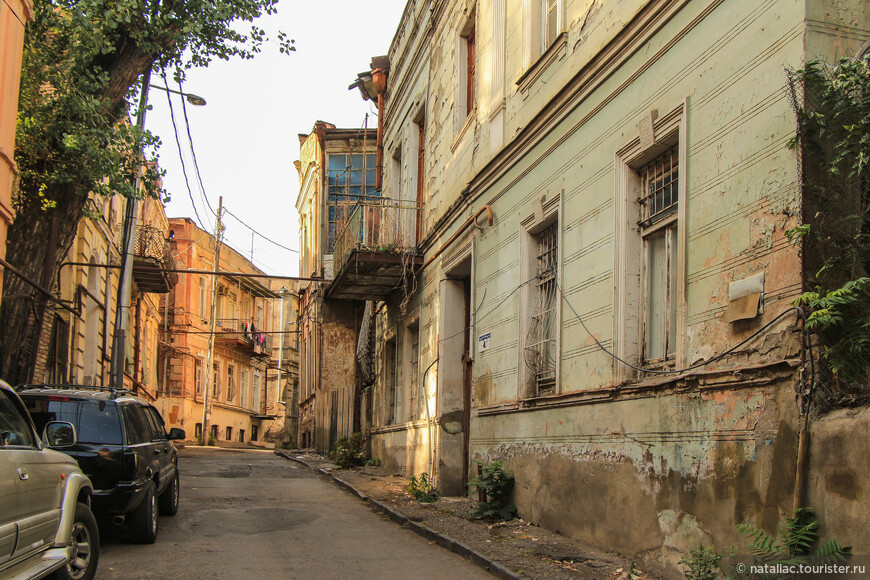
[[240, 368, 249, 408], [639, 147, 679, 364], [212, 362, 220, 399], [226, 426, 233, 441], [25, 399, 122, 445], [211, 424, 219, 440], [121, 405, 151, 445], [525, 222, 559, 394], [326, 153, 378, 252], [414, 116, 426, 244], [407, 322, 421, 420], [199, 277, 208, 317], [195, 358, 204, 396], [227, 365, 236, 402], [384, 337, 398, 424], [239, 429, 245, 442], [228, 292, 237, 322], [526, 0, 562, 64], [143, 407, 167, 441], [465, 26, 476, 113], [195, 423, 203, 439], [252, 371, 261, 412], [613, 104, 685, 379], [0, 391, 36, 448], [457, 8, 477, 124], [520, 193, 560, 397], [542, 0, 560, 50]]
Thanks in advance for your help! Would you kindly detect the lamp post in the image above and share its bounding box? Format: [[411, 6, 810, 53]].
[[109, 73, 206, 390]]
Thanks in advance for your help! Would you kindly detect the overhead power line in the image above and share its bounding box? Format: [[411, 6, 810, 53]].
[[223, 207, 299, 254]]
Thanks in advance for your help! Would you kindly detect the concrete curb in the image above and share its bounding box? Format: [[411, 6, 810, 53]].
[[275, 451, 522, 580]]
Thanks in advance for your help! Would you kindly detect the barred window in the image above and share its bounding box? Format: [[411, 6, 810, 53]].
[[639, 147, 679, 364], [525, 222, 558, 394]]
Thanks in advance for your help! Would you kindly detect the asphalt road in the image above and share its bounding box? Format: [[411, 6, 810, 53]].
[[96, 446, 492, 579]]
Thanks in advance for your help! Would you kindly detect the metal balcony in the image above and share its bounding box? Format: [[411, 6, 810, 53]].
[[214, 319, 273, 357], [328, 198, 423, 300], [132, 226, 178, 293]]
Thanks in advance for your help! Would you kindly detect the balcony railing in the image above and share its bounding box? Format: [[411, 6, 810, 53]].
[[132, 225, 178, 292], [333, 197, 421, 275], [214, 319, 272, 356]]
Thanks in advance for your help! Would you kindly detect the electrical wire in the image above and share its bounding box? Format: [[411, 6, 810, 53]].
[[178, 79, 216, 216], [556, 279, 807, 376], [161, 74, 209, 231], [222, 207, 299, 254]]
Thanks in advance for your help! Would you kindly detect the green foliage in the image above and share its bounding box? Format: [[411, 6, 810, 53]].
[[331, 432, 365, 469], [365, 457, 382, 467], [737, 508, 850, 568], [678, 545, 723, 580], [468, 461, 517, 520], [787, 55, 870, 389], [407, 473, 439, 503], [14, 0, 289, 223]]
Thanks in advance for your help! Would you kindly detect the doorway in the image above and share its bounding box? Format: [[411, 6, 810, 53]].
[[438, 253, 472, 495]]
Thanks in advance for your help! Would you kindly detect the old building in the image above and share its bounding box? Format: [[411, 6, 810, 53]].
[[29, 192, 174, 403], [332, 0, 870, 575], [294, 122, 381, 451], [0, 0, 33, 302], [161, 217, 286, 445], [262, 282, 301, 446]]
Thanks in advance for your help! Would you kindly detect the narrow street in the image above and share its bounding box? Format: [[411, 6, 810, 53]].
[[97, 447, 492, 579]]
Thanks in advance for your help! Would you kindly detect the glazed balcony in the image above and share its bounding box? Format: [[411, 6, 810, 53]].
[[132, 225, 178, 293], [328, 198, 423, 300]]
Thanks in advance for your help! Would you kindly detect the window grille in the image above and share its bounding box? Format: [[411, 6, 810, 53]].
[[525, 222, 558, 393], [639, 146, 678, 227]]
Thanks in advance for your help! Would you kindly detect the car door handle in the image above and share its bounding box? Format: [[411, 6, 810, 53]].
[[17, 467, 28, 481]]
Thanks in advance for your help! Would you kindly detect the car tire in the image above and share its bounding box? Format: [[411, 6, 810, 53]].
[[158, 472, 180, 516], [128, 481, 158, 544], [52, 502, 99, 580]]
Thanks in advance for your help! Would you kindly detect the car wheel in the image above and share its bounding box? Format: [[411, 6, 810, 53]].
[[128, 480, 158, 544], [158, 472, 180, 516], [52, 502, 100, 580]]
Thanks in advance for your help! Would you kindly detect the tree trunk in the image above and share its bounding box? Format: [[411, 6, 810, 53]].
[[0, 185, 86, 383]]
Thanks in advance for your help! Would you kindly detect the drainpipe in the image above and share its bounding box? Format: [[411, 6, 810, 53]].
[[372, 68, 388, 191]]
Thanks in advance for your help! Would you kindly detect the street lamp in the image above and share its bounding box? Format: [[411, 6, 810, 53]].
[[148, 84, 207, 107], [109, 73, 207, 391]]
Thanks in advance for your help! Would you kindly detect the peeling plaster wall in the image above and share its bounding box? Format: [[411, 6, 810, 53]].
[[365, 0, 870, 575]]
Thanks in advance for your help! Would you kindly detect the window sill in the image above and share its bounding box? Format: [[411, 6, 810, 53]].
[[516, 32, 568, 95], [451, 110, 476, 152]]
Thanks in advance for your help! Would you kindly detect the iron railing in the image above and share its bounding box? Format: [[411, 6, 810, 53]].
[[332, 197, 421, 275], [214, 319, 273, 355], [134, 225, 178, 287]]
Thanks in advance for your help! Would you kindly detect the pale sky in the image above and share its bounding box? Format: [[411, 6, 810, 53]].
[[146, 0, 408, 277]]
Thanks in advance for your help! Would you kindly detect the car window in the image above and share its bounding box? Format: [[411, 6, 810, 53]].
[[143, 406, 167, 440], [121, 404, 152, 445], [0, 391, 36, 448], [24, 398, 122, 445]]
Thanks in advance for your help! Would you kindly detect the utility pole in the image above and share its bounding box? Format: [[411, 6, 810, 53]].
[[200, 196, 224, 445], [110, 69, 151, 389]]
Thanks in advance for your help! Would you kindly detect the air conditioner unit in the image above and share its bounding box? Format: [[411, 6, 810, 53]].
[[217, 286, 228, 296]]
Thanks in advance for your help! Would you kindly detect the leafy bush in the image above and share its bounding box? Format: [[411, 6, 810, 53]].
[[678, 545, 723, 580], [407, 473, 439, 503], [468, 461, 517, 520], [365, 457, 382, 467], [331, 432, 365, 469], [737, 508, 850, 568]]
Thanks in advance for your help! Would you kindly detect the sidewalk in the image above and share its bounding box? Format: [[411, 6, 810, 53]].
[[275, 450, 650, 580]]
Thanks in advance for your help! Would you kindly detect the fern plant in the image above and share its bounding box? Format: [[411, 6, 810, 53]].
[[678, 545, 723, 580], [737, 508, 850, 567]]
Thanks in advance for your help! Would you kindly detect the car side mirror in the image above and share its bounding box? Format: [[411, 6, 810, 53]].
[[44, 421, 77, 447], [168, 428, 185, 441]]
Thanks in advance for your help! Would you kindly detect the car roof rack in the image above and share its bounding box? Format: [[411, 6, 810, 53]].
[[17, 384, 132, 398]]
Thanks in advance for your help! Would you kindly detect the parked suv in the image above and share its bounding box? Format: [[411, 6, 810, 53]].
[[1, 380, 99, 580], [17, 386, 184, 544]]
